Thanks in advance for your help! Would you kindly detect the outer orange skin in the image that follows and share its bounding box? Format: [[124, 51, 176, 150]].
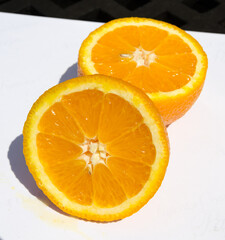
[[153, 79, 205, 125], [78, 17, 208, 125]]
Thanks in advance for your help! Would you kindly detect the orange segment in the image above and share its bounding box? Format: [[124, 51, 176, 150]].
[[37, 133, 93, 203], [147, 63, 191, 92], [107, 157, 151, 198], [61, 89, 104, 138], [94, 62, 136, 79], [78, 17, 208, 125], [98, 93, 143, 143], [38, 102, 84, 144], [156, 53, 197, 76], [139, 25, 168, 51], [92, 44, 129, 63], [68, 168, 93, 205], [97, 31, 136, 52], [154, 34, 192, 55], [93, 164, 127, 207], [113, 26, 140, 48], [124, 66, 157, 92], [107, 124, 156, 166], [37, 134, 93, 205], [37, 133, 82, 162], [124, 64, 191, 93], [23, 75, 169, 222]]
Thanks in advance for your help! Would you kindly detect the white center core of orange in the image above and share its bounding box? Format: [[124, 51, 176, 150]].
[[79, 139, 109, 173], [133, 48, 156, 67], [120, 47, 156, 67]]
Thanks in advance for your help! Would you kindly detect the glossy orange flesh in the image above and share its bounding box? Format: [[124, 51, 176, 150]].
[[37, 90, 156, 207], [92, 26, 196, 93]]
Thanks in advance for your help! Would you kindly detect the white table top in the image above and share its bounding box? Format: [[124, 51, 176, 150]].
[[1, 12, 225, 240]]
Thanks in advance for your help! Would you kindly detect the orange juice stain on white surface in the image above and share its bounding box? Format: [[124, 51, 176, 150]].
[[16, 192, 93, 240]]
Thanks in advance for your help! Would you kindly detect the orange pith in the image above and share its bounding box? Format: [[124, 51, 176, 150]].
[[23, 75, 169, 222], [78, 18, 208, 125]]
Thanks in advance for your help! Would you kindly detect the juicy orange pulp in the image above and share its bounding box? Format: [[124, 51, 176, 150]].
[[37, 89, 156, 207], [92, 26, 196, 93]]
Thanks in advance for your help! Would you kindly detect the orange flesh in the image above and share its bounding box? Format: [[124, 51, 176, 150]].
[[37, 90, 156, 207], [92, 26, 197, 93]]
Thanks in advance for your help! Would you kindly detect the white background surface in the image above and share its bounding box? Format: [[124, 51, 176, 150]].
[[0, 12, 225, 240]]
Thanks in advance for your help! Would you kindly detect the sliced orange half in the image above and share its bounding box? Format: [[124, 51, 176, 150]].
[[78, 17, 208, 125], [23, 75, 169, 222]]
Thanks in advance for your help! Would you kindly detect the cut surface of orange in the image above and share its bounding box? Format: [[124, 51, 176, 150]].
[[23, 75, 169, 222], [78, 18, 208, 125]]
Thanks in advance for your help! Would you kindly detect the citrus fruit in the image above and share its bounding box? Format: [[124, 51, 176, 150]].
[[78, 17, 208, 125], [23, 75, 169, 222]]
